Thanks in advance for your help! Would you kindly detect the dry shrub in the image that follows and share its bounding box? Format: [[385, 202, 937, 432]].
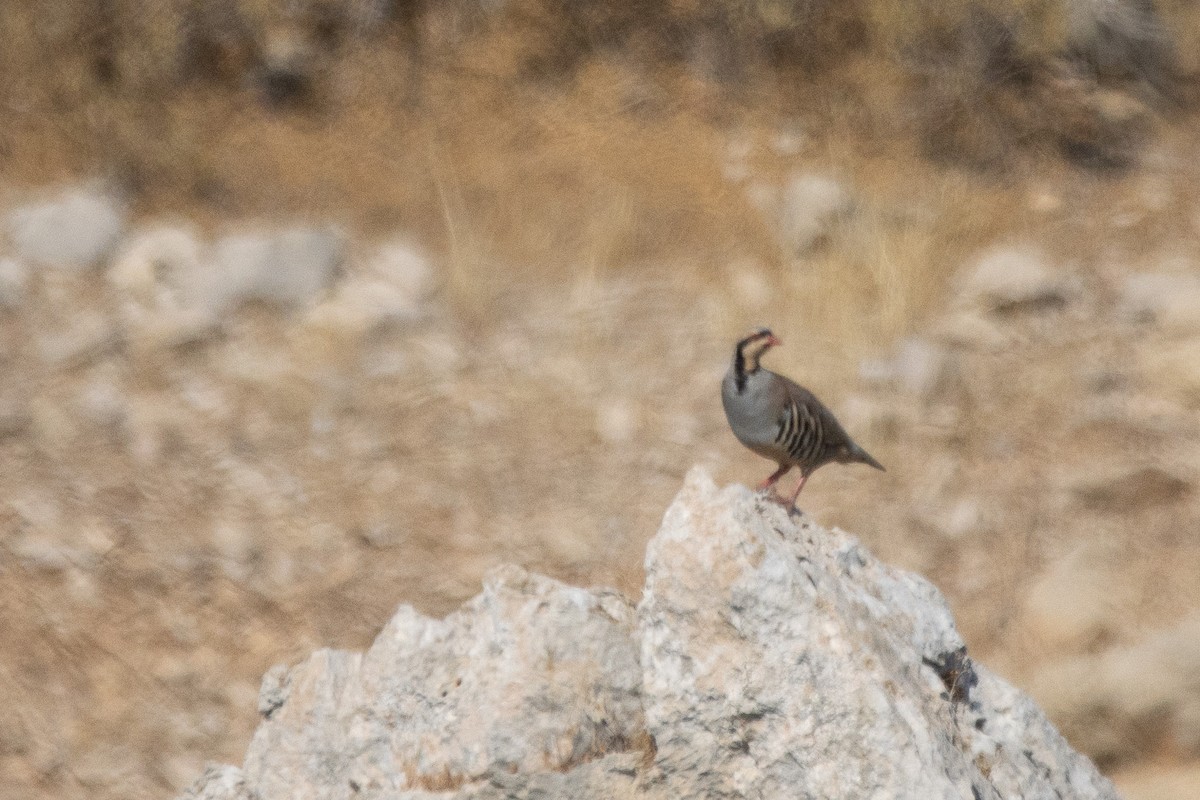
[[888, 0, 1184, 172], [1066, 0, 1178, 98], [1, 0, 1191, 196], [0, 0, 1192, 254]]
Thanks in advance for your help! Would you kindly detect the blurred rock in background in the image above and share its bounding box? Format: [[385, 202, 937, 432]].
[[2, 1, 1200, 799]]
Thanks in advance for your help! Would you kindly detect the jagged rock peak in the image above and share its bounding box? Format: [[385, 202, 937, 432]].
[[182, 467, 1118, 800]]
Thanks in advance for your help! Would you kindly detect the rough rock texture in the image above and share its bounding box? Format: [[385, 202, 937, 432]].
[[183, 468, 1118, 800], [637, 471, 1116, 800], [241, 564, 643, 799]]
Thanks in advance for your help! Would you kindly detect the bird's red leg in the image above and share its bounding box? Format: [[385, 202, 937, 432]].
[[757, 464, 791, 492], [787, 473, 810, 510]]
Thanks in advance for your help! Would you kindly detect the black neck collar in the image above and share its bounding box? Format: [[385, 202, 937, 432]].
[[733, 338, 760, 392]]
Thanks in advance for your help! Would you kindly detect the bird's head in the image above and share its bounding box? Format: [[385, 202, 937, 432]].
[[735, 327, 781, 373]]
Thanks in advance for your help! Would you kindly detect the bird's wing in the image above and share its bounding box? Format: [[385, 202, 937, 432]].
[[780, 374, 857, 462], [764, 371, 797, 440], [760, 373, 812, 463]]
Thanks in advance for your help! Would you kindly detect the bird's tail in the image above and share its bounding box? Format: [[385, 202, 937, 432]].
[[848, 441, 886, 472]]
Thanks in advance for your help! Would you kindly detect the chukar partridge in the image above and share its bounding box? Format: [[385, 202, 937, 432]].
[[722, 327, 884, 510]]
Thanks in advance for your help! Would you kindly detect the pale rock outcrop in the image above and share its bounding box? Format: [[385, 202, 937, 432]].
[[775, 172, 854, 254], [108, 224, 220, 350], [197, 227, 344, 313], [1118, 270, 1200, 333], [748, 171, 855, 256], [637, 472, 1114, 800], [243, 564, 643, 799], [304, 240, 435, 337], [181, 765, 256, 800], [181, 468, 1118, 800], [4, 186, 126, 270], [859, 336, 950, 398], [955, 244, 1074, 315]]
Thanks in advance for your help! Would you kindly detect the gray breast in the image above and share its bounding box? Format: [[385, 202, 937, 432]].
[[721, 368, 783, 455]]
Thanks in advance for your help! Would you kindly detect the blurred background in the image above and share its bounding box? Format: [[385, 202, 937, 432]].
[[1, 1, 1199, 798]]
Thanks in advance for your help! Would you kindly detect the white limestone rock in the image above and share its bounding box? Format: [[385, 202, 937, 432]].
[[956, 244, 1073, 314], [181, 468, 1118, 800], [242, 564, 643, 799], [304, 240, 435, 336], [108, 224, 219, 349], [180, 764, 256, 800], [751, 172, 855, 256], [1118, 270, 1200, 333], [201, 227, 344, 314], [637, 470, 1115, 800], [5, 186, 126, 270], [859, 336, 949, 397]]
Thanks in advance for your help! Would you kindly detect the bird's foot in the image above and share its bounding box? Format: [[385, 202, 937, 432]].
[[756, 464, 792, 492], [757, 490, 793, 510], [753, 488, 806, 518]]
